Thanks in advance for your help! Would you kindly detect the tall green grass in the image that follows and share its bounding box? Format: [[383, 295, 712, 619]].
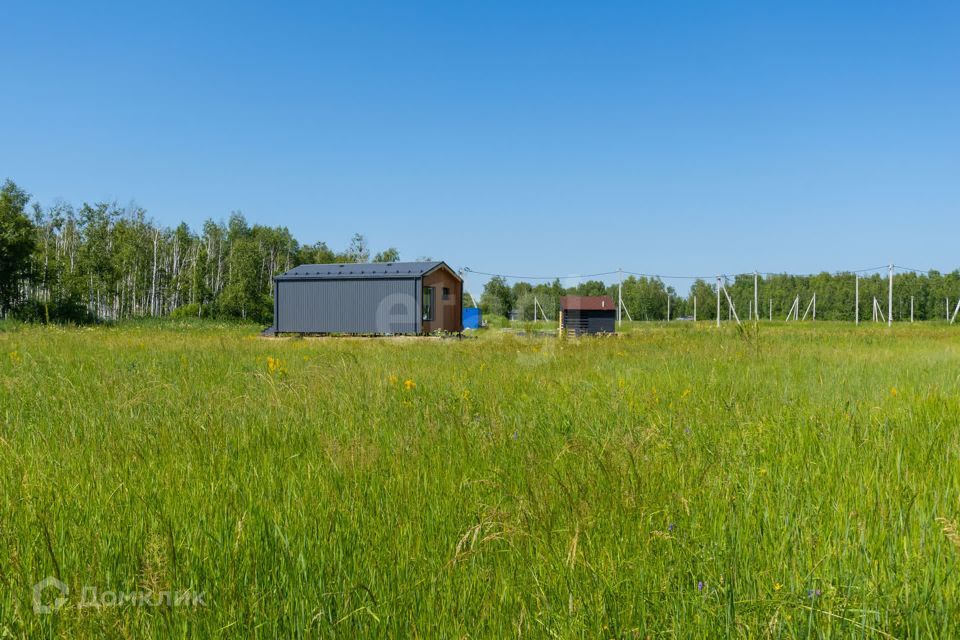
[[1, 322, 959, 637]]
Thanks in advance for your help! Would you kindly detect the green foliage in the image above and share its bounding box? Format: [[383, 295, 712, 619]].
[[0, 180, 36, 314], [501, 272, 960, 323], [482, 314, 510, 328], [2, 324, 960, 636], [509, 279, 563, 321], [480, 275, 514, 318], [220, 237, 263, 320], [716, 271, 960, 322], [170, 303, 206, 319], [347, 233, 369, 263], [9, 297, 91, 324], [9, 176, 960, 330], [4, 179, 401, 324], [572, 279, 607, 297], [619, 275, 680, 320], [373, 247, 400, 262]]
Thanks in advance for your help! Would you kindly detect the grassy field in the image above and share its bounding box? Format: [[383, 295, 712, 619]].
[[2, 321, 960, 638]]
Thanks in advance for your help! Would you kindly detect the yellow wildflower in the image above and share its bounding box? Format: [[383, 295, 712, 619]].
[[388, 374, 398, 385], [404, 379, 416, 391], [890, 387, 898, 397], [266, 356, 286, 377], [774, 582, 783, 592]]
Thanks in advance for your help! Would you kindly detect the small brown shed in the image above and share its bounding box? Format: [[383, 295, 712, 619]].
[[559, 295, 617, 336]]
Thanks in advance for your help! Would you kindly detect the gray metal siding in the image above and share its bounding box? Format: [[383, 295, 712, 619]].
[[276, 278, 420, 334]]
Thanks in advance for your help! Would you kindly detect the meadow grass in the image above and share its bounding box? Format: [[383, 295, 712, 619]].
[[2, 321, 960, 638]]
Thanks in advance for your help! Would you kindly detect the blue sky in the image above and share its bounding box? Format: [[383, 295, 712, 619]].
[[3, 1, 958, 295]]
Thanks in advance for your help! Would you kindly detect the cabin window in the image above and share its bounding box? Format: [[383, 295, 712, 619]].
[[442, 287, 450, 300], [422, 287, 434, 321]]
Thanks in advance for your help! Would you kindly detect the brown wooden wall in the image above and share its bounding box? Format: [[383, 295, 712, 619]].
[[421, 267, 462, 333]]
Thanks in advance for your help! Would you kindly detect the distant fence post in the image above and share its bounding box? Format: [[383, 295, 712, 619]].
[[855, 275, 859, 325], [888, 264, 893, 327], [716, 277, 721, 328]]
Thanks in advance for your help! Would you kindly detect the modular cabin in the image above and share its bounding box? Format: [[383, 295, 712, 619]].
[[272, 261, 462, 335], [559, 295, 616, 336]]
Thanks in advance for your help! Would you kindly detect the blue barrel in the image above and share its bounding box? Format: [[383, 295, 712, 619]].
[[462, 307, 482, 329]]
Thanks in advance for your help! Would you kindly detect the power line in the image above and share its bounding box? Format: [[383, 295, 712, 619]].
[[757, 265, 890, 277], [623, 271, 709, 280], [460, 267, 619, 281], [463, 264, 901, 283], [893, 264, 956, 274]]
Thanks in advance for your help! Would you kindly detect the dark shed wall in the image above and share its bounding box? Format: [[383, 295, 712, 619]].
[[562, 310, 616, 335], [276, 278, 419, 334]]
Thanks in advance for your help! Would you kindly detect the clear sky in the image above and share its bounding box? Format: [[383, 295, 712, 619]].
[[3, 1, 958, 295]]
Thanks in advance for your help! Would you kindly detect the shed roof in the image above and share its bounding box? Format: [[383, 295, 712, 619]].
[[275, 261, 459, 281], [560, 295, 615, 311]]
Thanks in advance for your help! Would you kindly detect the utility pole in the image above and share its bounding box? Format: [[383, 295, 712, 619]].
[[694, 295, 697, 322], [534, 295, 538, 322], [754, 271, 759, 321], [667, 293, 671, 322], [617, 268, 623, 327], [769, 299, 772, 321], [888, 263, 893, 327], [785, 296, 799, 322], [855, 274, 859, 325], [716, 277, 721, 328], [910, 296, 914, 323]]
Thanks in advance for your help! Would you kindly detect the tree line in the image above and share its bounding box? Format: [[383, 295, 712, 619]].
[[480, 270, 960, 322], [0, 179, 399, 323], [5, 178, 958, 325]]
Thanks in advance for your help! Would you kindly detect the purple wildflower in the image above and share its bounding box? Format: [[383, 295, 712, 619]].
[[697, 581, 704, 592]]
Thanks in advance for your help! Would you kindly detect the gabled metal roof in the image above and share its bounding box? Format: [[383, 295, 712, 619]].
[[560, 295, 615, 311], [275, 261, 460, 281]]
